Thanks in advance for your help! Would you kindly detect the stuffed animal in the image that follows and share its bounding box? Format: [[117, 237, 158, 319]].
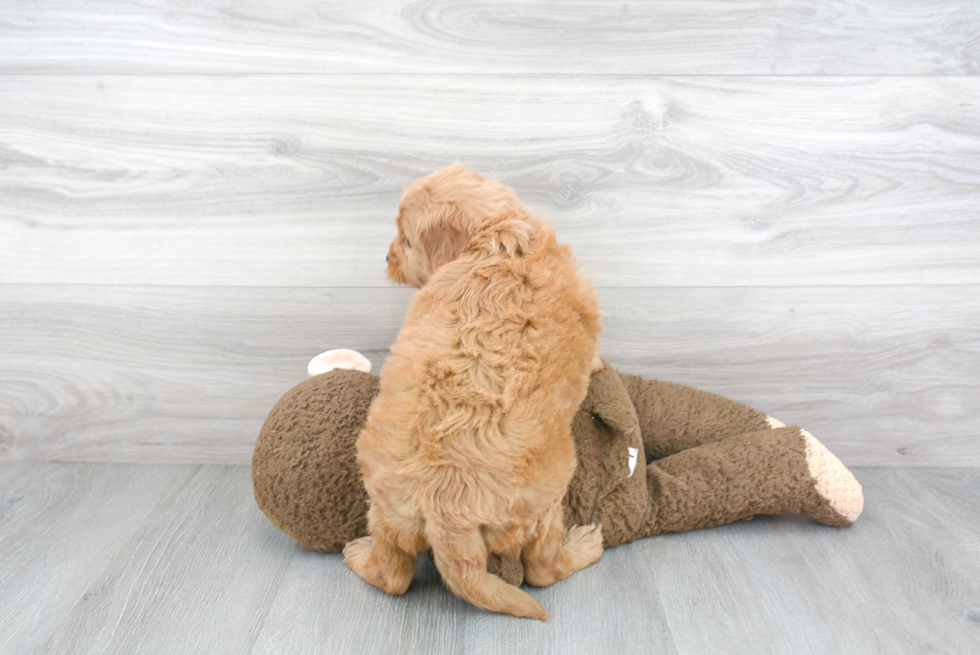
[[252, 350, 863, 587]]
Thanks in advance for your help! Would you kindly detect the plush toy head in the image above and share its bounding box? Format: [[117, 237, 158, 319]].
[[252, 368, 376, 552], [252, 365, 526, 584]]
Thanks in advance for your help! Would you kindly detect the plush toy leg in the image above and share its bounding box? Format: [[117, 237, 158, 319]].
[[619, 374, 772, 459], [799, 428, 864, 524], [641, 426, 863, 536]]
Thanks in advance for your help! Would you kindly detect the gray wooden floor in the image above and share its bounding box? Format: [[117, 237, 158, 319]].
[[1, 463, 977, 655]]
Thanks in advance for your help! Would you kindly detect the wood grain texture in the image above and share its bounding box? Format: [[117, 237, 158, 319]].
[[641, 468, 980, 654], [0, 285, 416, 463], [600, 286, 980, 467], [0, 462, 182, 654], [2, 284, 976, 466], [906, 468, 980, 538], [34, 465, 295, 655], [2, 0, 979, 75], [2, 463, 977, 654], [2, 75, 978, 288]]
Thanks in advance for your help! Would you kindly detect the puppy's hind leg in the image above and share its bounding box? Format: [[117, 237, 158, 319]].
[[523, 503, 603, 588], [425, 517, 548, 621], [343, 506, 417, 595]]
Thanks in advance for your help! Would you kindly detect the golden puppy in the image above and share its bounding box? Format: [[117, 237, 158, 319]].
[[343, 164, 603, 620]]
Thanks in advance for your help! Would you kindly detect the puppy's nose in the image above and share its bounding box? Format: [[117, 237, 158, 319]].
[[386, 254, 390, 264]]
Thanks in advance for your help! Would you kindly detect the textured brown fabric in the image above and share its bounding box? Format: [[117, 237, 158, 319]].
[[252, 367, 525, 585], [620, 374, 771, 460], [252, 369, 377, 552], [643, 426, 850, 535], [562, 362, 651, 548], [252, 362, 857, 587], [487, 553, 525, 587]]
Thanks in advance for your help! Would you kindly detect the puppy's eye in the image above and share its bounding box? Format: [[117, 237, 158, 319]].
[[403, 236, 411, 248]]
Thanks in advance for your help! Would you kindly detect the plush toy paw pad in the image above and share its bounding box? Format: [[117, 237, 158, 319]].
[[802, 430, 864, 524], [765, 415, 786, 429], [308, 349, 372, 377]]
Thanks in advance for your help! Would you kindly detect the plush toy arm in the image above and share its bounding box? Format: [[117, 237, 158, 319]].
[[618, 372, 775, 459], [633, 426, 863, 541]]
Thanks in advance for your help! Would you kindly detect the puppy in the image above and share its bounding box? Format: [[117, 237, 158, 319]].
[[343, 164, 603, 620]]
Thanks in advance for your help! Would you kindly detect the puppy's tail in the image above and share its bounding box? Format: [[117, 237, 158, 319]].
[[425, 519, 547, 621]]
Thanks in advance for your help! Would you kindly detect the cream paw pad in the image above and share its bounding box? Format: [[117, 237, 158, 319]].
[[801, 429, 864, 523], [767, 415, 863, 524]]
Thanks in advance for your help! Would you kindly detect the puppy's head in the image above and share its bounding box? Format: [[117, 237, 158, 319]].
[[385, 164, 532, 287]]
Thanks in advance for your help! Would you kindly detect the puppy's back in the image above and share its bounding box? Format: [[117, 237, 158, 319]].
[[381, 219, 599, 507]]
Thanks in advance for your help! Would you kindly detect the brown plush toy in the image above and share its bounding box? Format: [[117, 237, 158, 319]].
[[253, 350, 863, 587]]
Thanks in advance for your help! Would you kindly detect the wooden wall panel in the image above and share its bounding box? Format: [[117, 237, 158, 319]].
[[1, 0, 978, 75], [2, 285, 976, 465], [2, 76, 978, 288], [2, 2, 977, 465]]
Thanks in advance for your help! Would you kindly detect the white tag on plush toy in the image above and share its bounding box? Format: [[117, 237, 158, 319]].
[[627, 447, 638, 477]]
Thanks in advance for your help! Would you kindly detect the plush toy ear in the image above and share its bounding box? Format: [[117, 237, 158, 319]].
[[307, 349, 372, 376], [418, 202, 471, 270]]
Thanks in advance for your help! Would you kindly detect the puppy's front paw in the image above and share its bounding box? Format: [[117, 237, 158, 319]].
[[590, 354, 604, 373], [343, 537, 413, 595], [343, 537, 382, 586], [563, 524, 603, 572]]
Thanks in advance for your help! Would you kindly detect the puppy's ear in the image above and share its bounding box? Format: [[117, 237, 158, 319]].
[[418, 202, 471, 270], [472, 209, 533, 257]]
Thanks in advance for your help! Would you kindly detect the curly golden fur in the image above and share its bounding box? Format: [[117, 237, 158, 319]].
[[343, 164, 603, 620]]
